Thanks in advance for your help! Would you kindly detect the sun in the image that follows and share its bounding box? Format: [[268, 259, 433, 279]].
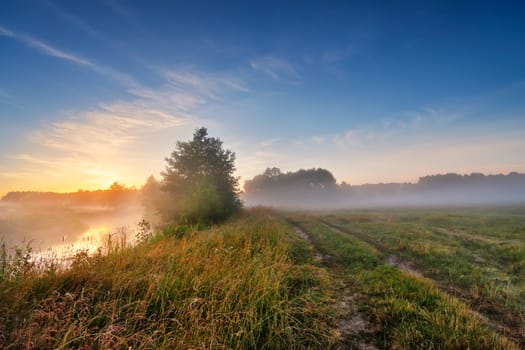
[[102, 179, 117, 190]]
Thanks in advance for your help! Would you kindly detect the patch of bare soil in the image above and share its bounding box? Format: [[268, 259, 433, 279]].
[[435, 227, 501, 244], [384, 255, 423, 277], [293, 225, 311, 242], [293, 226, 327, 262], [335, 284, 378, 350], [291, 223, 378, 349], [319, 219, 525, 347], [320, 220, 425, 277]]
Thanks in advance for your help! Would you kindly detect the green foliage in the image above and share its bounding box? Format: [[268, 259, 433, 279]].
[[0, 241, 34, 282], [162, 127, 242, 224], [160, 222, 203, 239], [186, 179, 225, 223]]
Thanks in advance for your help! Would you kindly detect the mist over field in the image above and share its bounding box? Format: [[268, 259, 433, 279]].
[[2, 169, 524, 253], [242, 169, 525, 209]]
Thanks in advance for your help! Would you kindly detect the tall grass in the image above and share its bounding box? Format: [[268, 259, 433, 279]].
[[0, 209, 334, 349]]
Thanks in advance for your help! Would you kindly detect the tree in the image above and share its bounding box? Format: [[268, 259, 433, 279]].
[[162, 127, 241, 224], [140, 175, 170, 223], [243, 167, 338, 207]]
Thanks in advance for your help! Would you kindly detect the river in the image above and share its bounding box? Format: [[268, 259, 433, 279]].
[[0, 202, 145, 259]]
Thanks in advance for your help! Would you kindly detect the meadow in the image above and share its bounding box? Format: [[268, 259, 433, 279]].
[[0, 209, 336, 349], [1, 207, 524, 349], [314, 207, 525, 344]]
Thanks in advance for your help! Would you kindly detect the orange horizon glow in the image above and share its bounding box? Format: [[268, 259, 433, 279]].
[[0, 178, 145, 199], [3, 163, 525, 200]]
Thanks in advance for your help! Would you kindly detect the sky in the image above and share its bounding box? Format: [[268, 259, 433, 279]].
[[1, 0, 524, 196]]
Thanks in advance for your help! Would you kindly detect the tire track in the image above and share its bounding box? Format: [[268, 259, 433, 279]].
[[319, 219, 423, 277], [291, 222, 378, 350], [317, 218, 523, 347]]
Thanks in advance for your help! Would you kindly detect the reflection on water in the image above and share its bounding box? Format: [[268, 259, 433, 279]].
[[49, 225, 113, 255], [0, 202, 144, 260], [30, 225, 141, 269]]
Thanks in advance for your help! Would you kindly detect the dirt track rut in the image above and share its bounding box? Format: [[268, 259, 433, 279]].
[[292, 224, 378, 350], [317, 218, 523, 346]]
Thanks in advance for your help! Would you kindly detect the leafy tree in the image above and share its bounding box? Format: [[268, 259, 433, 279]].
[[244, 167, 337, 193], [140, 175, 171, 223], [162, 127, 241, 224], [243, 167, 338, 207]]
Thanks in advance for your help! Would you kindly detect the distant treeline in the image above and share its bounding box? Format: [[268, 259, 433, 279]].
[[243, 168, 525, 208], [4, 170, 525, 210], [1, 182, 139, 207]]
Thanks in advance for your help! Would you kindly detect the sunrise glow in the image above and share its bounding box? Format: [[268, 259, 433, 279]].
[[0, 2, 524, 194]]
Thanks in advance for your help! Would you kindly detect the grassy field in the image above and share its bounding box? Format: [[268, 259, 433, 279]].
[[314, 207, 525, 344], [1, 206, 523, 349], [287, 211, 520, 349], [0, 209, 336, 349]]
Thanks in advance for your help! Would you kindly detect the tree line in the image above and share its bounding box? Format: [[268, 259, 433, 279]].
[[4, 127, 525, 217], [2, 182, 138, 208], [242, 168, 525, 208]]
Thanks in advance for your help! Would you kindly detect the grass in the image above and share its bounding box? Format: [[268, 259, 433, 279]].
[[317, 207, 525, 342], [289, 213, 519, 349], [1, 206, 522, 349], [0, 209, 335, 349]]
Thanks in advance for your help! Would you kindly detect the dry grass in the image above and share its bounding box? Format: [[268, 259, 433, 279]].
[[0, 209, 335, 349]]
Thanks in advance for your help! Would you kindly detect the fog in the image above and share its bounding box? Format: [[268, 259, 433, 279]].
[[2, 170, 524, 254], [0, 186, 147, 255], [242, 168, 525, 210]]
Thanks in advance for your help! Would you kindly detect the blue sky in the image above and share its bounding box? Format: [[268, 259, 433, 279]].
[[1, 0, 524, 194]]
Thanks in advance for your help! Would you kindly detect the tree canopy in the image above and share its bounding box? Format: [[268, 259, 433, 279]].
[[161, 127, 241, 224], [244, 167, 337, 194], [242, 167, 338, 208]]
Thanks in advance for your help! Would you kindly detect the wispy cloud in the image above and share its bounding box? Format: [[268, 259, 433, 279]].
[[315, 45, 355, 79], [43, 0, 107, 43], [22, 67, 248, 157], [0, 88, 24, 109], [42, 0, 145, 66], [104, 0, 160, 45], [0, 171, 34, 179], [125, 68, 249, 116], [12, 154, 66, 167], [159, 69, 249, 99], [311, 136, 326, 145], [332, 128, 389, 150], [250, 56, 300, 83], [0, 24, 138, 88], [12, 104, 185, 189], [329, 110, 464, 151], [106, 0, 138, 25], [230, 106, 525, 187], [11, 67, 248, 189], [30, 105, 186, 157], [0, 88, 11, 100], [0, 24, 88, 65], [258, 138, 279, 147], [0, 26, 14, 37], [321, 45, 353, 64], [267, 112, 525, 184]]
